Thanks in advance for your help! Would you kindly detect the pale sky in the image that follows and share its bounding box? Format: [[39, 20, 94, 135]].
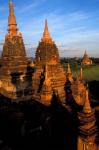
[[0, 0, 99, 57]]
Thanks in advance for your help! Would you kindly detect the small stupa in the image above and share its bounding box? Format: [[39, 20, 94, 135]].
[[81, 50, 92, 65]]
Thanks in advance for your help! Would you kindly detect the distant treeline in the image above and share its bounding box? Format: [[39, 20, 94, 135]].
[[60, 57, 99, 65]]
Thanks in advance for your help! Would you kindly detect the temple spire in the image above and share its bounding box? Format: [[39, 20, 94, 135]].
[[84, 50, 87, 56], [42, 20, 52, 42], [79, 67, 83, 80], [83, 89, 92, 113], [67, 63, 72, 74], [8, 0, 18, 36], [67, 63, 73, 82], [81, 50, 92, 65]]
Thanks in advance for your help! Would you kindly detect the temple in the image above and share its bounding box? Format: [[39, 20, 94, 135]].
[[0, 0, 31, 101], [2, 0, 27, 71], [63, 63, 99, 150], [35, 20, 60, 65], [0, 1, 98, 149], [81, 50, 92, 65], [77, 89, 98, 150], [32, 20, 66, 105]]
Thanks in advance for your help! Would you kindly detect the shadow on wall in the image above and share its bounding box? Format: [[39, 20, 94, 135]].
[[64, 79, 83, 112], [11, 62, 34, 101]]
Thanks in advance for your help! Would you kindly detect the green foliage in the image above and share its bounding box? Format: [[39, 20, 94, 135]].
[[61, 58, 99, 81], [81, 65, 99, 81]]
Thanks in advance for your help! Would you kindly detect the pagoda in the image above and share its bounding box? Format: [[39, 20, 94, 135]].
[[77, 89, 98, 150], [32, 20, 66, 105], [0, 0, 31, 101], [1, 0, 27, 73], [81, 50, 92, 65]]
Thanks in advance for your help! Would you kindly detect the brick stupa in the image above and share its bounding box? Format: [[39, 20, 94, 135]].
[[1, 0, 27, 73], [32, 20, 66, 105], [0, 0, 31, 101], [81, 50, 92, 65]]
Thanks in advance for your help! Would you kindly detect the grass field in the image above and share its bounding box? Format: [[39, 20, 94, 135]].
[[62, 63, 99, 81]]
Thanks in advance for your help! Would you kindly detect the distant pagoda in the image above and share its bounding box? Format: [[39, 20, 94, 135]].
[[81, 50, 92, 65], [0, 0, 31, 101], [32, 20, 66, 105]]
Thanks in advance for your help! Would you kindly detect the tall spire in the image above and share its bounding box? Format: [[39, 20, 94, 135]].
[[83, 89, 92, 113], [84, 50, 88, 57], [42, 20, 52, 42], [67, 63, 72, 74], [79, 67, 83, 80], [67, 63, 73, 82], [8, 0, 18, 36]]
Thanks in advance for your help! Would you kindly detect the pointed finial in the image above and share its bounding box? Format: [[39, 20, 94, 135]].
[[79, 67, 83, 80], [42, 19, 52, 41], [67, 63, 73, 82], [83, 89, 92, 113], [9, 0, 14, 13], [84, 50, 88, 57], [8, 0, 18, 36], [67, 63, 72, 74], [9, 0, 12, 3], [9, 0, 13, 4]]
